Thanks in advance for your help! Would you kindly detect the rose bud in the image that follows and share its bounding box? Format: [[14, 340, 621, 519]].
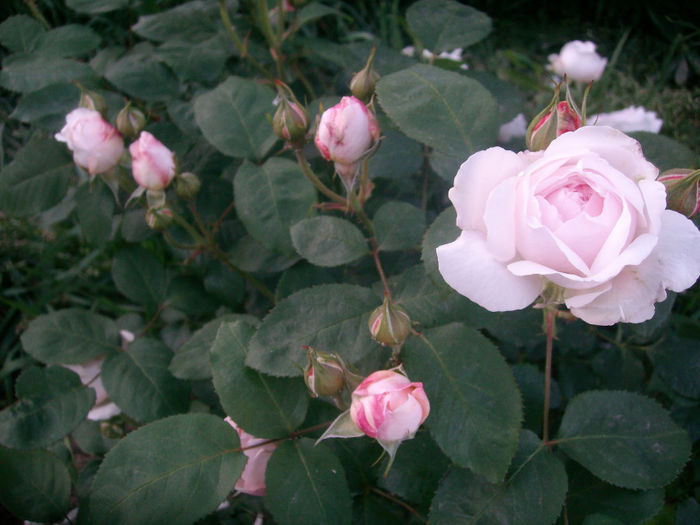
[[368, 298, 412, 347], [116, 103, 147, 139], [658, 168, 700, 218], [129, 131, 176, 191], [526, 84, 582, 151], [303, 347, 346, 398], [174, 171, 202, 200], [350, 46, 380, 103], [225, 417, 277, 496], [79, 88, 108, 115], [55, 108, 124, 176], [272, 83, 309, 148], [547, 40, 607, 83], [350, 368, 430, 459], [145, 206, 174, 231], [314, 96, 380, 192]]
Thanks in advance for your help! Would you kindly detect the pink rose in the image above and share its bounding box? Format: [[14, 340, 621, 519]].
[[225, 417, 277, 496], [350, 369, 429, 445], [547, 40, 607, 83], [314, 96, 379, 188], [54, 108, 124, 176], [129, 131, 176, 190], [436, 126, 700, 325]]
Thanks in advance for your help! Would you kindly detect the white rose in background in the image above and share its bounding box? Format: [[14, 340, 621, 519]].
[[129, 131, 176, 190], [436, 126, 700, 325], [591, 106, 663, 133], [54, 108, 124, 176], [64, 357, 120, 421], [498, 113, 527, 143], [547, 40, 607, 83], [225, 417, 277, 496]]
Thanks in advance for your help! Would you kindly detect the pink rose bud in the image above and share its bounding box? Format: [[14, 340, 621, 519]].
[[526, 83, 583, 151], [350, 46, 380, 103], [78, 89, 107, 115], [225, 417, 277, 496], [55, 108, 124, 176], [303, 346, 346, 398], [314, 96, 380, 191], [272, 81, 309, 148], [116, 103, 147, 139], [547, 40, 607, 83], [368, 298, 412, 347], [350, 369, 429, 445], [145, 206, 174, 231], [129, 131, 176, 191], [658, 168, 700, 218]]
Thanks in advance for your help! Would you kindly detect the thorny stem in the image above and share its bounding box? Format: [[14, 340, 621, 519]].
[[543, 309, 555, 446], [218, 0, 271, 78], [212, 200, 236, 235]]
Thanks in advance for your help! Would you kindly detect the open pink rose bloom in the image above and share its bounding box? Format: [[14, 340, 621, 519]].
[[225, 417, 277, 496], [436, 126, 700, 325], [350, 369, 430, 444]]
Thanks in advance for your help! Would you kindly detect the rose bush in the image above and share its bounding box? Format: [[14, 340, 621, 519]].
[[437, 125, 700, 325], [54, 108, 124, 176], [547, 40, 608, 82], [129, 131, 176, 190]]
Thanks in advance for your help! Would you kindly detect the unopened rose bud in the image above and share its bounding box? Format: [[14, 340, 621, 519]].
[[526, 84, 582, 151], [129, 131, 176, 191], [175, 171, 202, 199], [368, 298, 411, 347], [116, 104, 147, 139], [272, 96, 309, 147], [303, 346, 346, 397], [79, 88, 107, 116], [54, 108, 124, 176], [350, 47, 380, 103], [145, 206, 174, 231], [314, 96, 380, 192], [658, 168, 700, 218]]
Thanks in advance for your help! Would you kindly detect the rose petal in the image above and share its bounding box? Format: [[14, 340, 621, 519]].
[[376, 395, 423, 442], [436, 231, 542, 311], [656, 210, 700, 292]]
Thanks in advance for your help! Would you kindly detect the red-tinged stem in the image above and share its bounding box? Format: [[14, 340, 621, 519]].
[[543, 309, 555, 446], [371, 239, 392, 301]]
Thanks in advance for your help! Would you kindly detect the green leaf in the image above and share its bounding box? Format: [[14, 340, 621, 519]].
[[630, 131, 697, 171], [368, 128, 423, 180], [0, 366, 95, 449], [0, 135, 73, 217], [194, 76, 278, 160], [290, 216, 368, 267], [104, 44, 180, 102], [403, 323, 522, 482], [228, 234, 299, 273], [169, 314, 259, 380], [297, 2, 341, 26], [210, 321, 308, 438], [234, 158, 317, 256], [428, 431, 567, 525], [21, 308, 120, 365], [653, 337, 700, 399], [422, 207, 458, 290], [376, 64, 499, 159], [88, 413, 246, 525], [0, 15, 44, 53], [266, 439, 352, 525], [557, 390, 691, 489], [276, 262, 339, 301], [10, 82, 81, 127], [165, 276, 219, 317], [111, 245, 168, 307], [102, 338, 189, 423], [132, 0, 234, 43], [156, 35, 230, 83], [246, 284, 380, 377], [373, 201, 426, 251], [0, 446, 71, 522], [32, 24, 101, 58], [675, 498, 700, 525], [406, 0, 492, 52], [76, 180, 115, 246], [565, 462, 664, 525], [66, 0, 129, 14], [0, 54, 97, 92]]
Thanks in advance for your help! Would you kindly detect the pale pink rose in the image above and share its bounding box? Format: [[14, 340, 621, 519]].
[[225, 417, 277, 496], [55, 108, 124, 175], [64, 357, 120, 421], [547, 40, 607, 83], [436, 126, 700, 325], [314, 96, 379, 188], [591, 106, 663, 133], [350, 369, 429, 444], [129, 131, 176, 190]]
